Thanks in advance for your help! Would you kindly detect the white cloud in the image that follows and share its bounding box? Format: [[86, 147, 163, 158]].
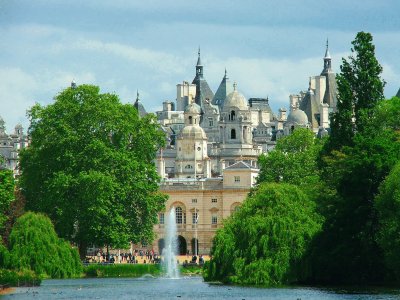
[[0, 67, 96, 130]]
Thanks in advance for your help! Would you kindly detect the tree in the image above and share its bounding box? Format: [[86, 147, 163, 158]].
[[375, 162, 400, 282], [328, 31, 385, 150], [18, 84, 167, 257], [257, 128, 321, 185], [0, 167, 15, 234], [257, 128, 324, 200], [204, 183, 322, 286], [8, 212, 82, 278]]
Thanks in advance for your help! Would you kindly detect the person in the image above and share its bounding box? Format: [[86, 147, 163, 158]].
[[191, 255, 197, 264], [199, 255, 204, 265]]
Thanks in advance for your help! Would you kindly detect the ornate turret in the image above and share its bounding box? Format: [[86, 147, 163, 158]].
[[192, 48, 214, 107], [196, 47, 203, 77], [321, 39, 332, 75]]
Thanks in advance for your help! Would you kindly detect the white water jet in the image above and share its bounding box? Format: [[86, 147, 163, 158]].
[[162, 208, 180, 278]]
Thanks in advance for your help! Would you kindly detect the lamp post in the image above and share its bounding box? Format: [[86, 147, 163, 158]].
[[195, 209, 198, 257]]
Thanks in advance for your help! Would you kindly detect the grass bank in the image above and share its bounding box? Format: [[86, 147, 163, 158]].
[[84, 264, 162, 278], [83, 263, 204, 278], [0, 269, 41, 287]]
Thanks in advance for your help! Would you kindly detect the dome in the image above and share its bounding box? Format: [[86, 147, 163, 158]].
[[180, 125, 207, 139], [286, 109, 309, 125], [223, 90, 248, 110], [184, 102, 201, 114]]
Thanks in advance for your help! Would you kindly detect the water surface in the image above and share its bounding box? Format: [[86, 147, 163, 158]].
[[3, 276, 400, 299]]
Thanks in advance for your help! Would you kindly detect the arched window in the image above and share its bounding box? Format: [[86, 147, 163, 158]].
[[231, 129, 236, 139], [176, 207, 183, 224], [189, 116, 193, 124], [230, 110, 235, 120]]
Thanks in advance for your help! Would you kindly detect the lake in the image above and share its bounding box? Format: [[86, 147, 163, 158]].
[[3, 276, 400, 299]]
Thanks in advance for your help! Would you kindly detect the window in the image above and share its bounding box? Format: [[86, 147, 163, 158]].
[[211, 198, 218, 203], [191, 198, 197, 204], [234, 176, 240, 183], [231, 129, 236, 139], [189, 116, 193, 124], [192, 212, 198, 224], [159, 213, 165, 224], [175, 207, 183, 224], [209, 118, 213, 127], [211, 215, 218, 225], [230, 110, 236, 121]]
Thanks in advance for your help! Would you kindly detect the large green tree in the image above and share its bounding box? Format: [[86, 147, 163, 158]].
[[19, 84, 167, 257], [204, 183, 322, 286], [328, 31, 385, 150]]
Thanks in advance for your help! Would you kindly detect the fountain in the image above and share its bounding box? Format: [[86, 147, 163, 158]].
[[162, 208, 180, 278]]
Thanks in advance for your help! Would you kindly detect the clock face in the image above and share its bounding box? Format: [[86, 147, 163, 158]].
[[197, 147, 201, 151]]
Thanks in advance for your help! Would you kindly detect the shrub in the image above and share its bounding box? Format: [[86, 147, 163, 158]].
[[8, 212, 82, 278]]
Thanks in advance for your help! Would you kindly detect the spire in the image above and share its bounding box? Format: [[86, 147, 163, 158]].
[[71, 79, 77, 89], [233, 81, 237, 91], [321, 39, 332, 74], [224, 68, 228, 79], [324, 39, 331, 59], [196, 46, 202, 66], [136, 89, 140, 103]]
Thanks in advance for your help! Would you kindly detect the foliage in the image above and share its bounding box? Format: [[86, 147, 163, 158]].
[[0, 168, 15, 232], [0, 269, 41, 287], [0, 242, 9, 268], [84, 263, 161, 278], [328, 31, 385, 150], [310, 32, 396, 285], [375, 162, 400, 282], [204, 183, 322, 286], [18, 84, 167, 256], [257, 128, 322, 188], [8, 212, 82, 278]]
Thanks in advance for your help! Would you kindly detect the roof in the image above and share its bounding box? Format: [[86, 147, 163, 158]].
[[192, 77, 214, 107], [212, 70, 233, 109], [134, 91, 147, 117], [223, 83, 248, 110], [286, 109, 309, 125], [224, 161, 254, 170], [299, 85, 319, 128], [184, 102, 201, 114], [249, 97, 274, 115], [396, 88, 400, 98]]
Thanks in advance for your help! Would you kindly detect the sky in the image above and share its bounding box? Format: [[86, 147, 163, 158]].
[[1, 0, 400, 131]]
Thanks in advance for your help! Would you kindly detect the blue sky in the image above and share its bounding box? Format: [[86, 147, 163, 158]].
[[1, 0, 399, 130]]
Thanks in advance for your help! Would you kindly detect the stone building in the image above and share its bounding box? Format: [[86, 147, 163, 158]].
[[0, 117, 29, 176], [150, 45, 338, 254], [285, 41, 337, 135]]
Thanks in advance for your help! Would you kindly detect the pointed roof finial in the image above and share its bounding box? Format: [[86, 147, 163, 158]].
[[324, 38, 331, 59], [224, 68, 228, 79], [135, 89, 140, 104], [233, 81, 237, 91], [196, 46, 202, 66]]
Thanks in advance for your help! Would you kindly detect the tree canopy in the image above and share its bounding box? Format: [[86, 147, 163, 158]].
[[8, 212, 82, 278], [328, 31, 385, 150], [0, 167, 15, 233], [204, 183, 322, 286], [18, 84, 167, 256], [311, 33, 399, 285], [257, 128, 322, 188]]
